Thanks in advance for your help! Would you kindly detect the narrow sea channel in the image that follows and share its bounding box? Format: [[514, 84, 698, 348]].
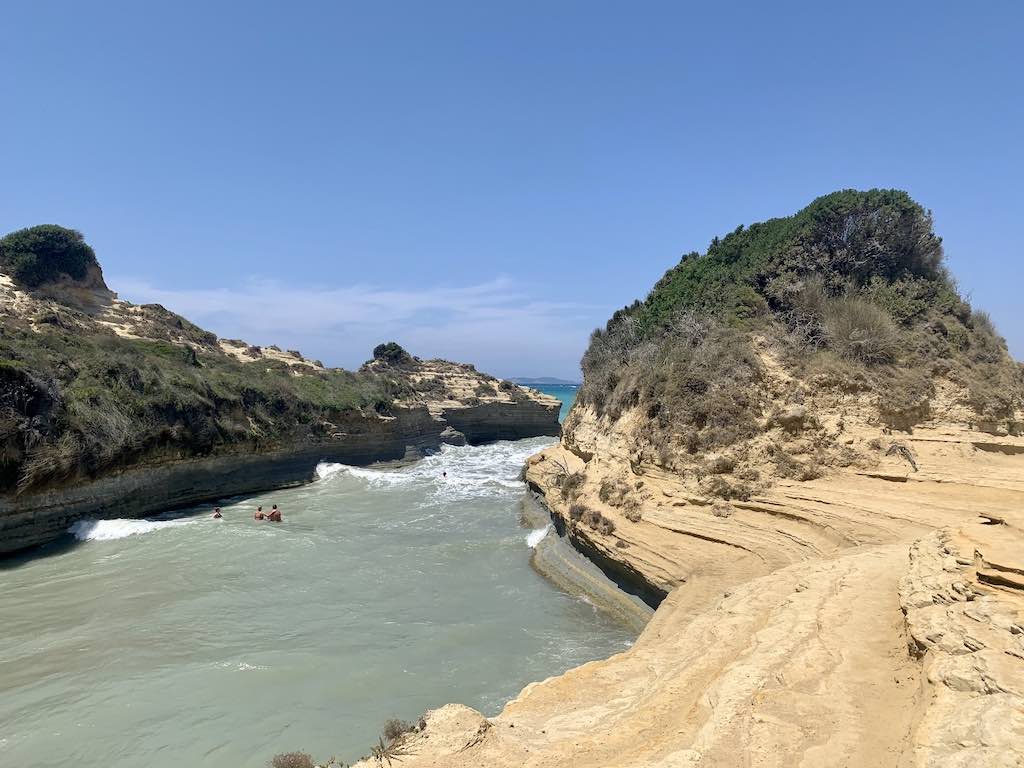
[[0, 426, 634, 766]]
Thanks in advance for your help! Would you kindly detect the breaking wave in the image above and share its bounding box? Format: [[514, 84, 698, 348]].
[[69, 518, 195, 542], [314, 436, 554, 503], [526, 525, 551, 548]]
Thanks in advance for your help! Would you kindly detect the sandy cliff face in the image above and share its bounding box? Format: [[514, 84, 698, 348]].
[[350, 391, 1023, 767]]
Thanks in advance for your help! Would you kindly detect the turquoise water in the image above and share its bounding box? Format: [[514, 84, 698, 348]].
[[0, 437, 633, 767], [531, 384, 578, 422]]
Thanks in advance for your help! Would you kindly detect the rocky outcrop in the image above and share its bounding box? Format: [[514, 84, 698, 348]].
[[348, 402, 1024, 768]]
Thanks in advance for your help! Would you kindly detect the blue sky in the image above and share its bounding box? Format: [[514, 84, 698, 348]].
[[2, 2, 1021, 380]]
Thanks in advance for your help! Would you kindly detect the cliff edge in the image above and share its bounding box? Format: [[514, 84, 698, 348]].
[[350, 191, 1023, 767]]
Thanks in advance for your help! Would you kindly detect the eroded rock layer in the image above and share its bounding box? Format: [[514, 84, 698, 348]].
[[350, 405, 1023, 768]]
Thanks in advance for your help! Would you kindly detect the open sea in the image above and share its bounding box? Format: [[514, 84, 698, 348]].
[[530, 384, 578, 422]]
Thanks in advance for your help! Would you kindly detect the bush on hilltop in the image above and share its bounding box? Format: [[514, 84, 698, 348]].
[[0, 225, 98, 288], [372, 341, 413, 365]]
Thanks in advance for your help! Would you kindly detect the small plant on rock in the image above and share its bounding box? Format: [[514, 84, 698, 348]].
[[568, 502, 588, 522], [621, 496, 643, 523], [560, 470, 585, 501], [371, 734, 413, 767], [271, 752, 315, 768], [581, 508, 616, 535], [711, 502, 732, 518], [598, 476, 628, 506], [382, 718, 415, 744]]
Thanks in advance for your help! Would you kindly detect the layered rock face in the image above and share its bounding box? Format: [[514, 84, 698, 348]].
[[348, 374, 1023, 768]]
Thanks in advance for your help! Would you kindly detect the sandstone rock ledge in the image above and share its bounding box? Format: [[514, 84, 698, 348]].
[[352, 410, 1024, 768]]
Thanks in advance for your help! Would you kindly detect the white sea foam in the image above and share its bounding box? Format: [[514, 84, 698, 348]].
[[69, 518, 194, 542], [314, 437, 555, 502], [215, 661, 268, 672], [314, 462, 344, 479], [526, 525, 551, 548]]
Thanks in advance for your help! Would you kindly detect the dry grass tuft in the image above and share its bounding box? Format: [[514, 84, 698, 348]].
[[621, 496, 643, 523], [271, 753, 315, 768]]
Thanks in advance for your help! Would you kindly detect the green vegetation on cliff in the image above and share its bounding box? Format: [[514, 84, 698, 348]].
[[578, 189, 1022, 487], [0, 227, 414, 494], [0, 313, 399, 493], [0, 225, 98, 288], [639, 189, 946, 329]]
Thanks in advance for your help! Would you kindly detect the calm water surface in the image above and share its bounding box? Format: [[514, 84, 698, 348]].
[[0, 436, 633, 767]]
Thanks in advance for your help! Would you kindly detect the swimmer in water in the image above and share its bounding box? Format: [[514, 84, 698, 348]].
[[267, 504, 282, 522], [442, 471, 447, 480], [254, 506, 265, 520], [212, 507, 222, 519]]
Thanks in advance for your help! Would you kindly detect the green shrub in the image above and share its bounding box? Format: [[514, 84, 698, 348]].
[[0, 318, 396, 493], [641, 189, 943, 331], [700, 475, 754, 500], [821, 296, 900, 364], [706, 455, 736, 474], [878, 368, 934, 431], [474, 381, 496, 397], [372, 341, 412, 365], [0, 225, 98, 288]]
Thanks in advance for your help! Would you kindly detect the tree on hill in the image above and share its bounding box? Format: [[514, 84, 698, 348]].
[[0, 225, 98, 288], [372, 342, 413, 365]]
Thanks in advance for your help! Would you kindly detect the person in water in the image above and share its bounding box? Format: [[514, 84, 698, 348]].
[[212, 507, 222, 519], [267, 504, 282, 522], [254, 506, 265, 520]]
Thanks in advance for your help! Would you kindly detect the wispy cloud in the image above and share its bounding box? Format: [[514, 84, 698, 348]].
[[109, 274, 596, 379]]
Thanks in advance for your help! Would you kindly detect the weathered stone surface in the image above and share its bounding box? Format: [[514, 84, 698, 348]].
[[348, 389, 1024, 768]]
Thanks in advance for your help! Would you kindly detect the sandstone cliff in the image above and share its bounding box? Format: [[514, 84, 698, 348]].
[[349, 191, 1023, 767], [0, 227, 560, 554]]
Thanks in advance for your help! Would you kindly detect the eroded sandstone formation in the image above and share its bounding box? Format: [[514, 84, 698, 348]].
[[348, 192, 1023, 767]]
